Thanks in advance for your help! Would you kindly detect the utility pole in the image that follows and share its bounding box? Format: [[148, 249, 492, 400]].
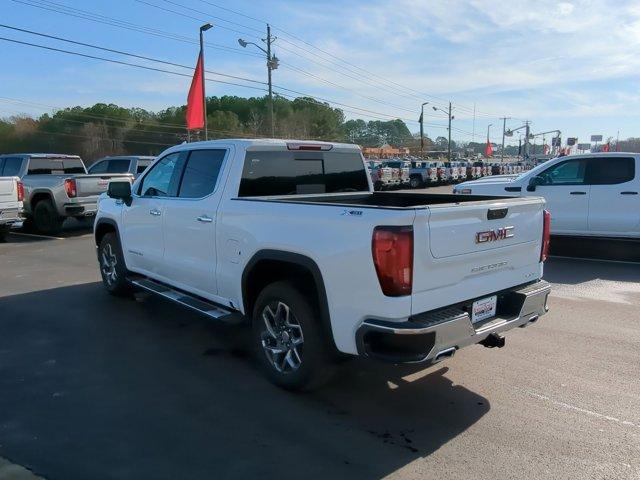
[[523, 121, 531, 160], [447, 102, 452, 161], [616, 130, 620, 151], [500, 116, 510, 162], [419, 102, 428, 155], [238, 26, 278, 137], [472, 103, 476, 143], [266, 24, 275, 137]]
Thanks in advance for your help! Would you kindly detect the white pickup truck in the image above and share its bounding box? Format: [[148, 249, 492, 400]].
[[0, 175, 24, 241], [454, 153, 640, 238], [94, 139, 551, 390]]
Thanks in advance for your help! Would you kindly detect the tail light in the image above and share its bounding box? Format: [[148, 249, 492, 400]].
[[16, 181, 24, 202], [540, 210, 551, 262], [372, 226, 413, 296], [64, 178, 77, 198]]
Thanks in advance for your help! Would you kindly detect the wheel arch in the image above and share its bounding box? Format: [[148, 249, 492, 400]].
[[28, 190, 54, 214], [94, 218, 120, 247], [241, 250, 338, 353]]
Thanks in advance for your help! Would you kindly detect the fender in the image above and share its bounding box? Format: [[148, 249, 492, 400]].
[[242, 249, 337, 352]]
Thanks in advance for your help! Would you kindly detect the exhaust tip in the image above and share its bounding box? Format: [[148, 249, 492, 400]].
[[434, 347, 456, 363]]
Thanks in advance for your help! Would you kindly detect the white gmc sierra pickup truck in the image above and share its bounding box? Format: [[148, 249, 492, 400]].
[[94, 139, 551, 390]]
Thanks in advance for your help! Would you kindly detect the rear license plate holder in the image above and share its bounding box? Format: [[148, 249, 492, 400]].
[[472, 295, 497, 323]]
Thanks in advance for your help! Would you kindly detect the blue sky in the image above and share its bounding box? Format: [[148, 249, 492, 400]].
[[1, 0, 639, 147]]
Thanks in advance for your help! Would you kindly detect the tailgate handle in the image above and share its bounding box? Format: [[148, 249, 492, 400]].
[[487, 208, 508, 220]]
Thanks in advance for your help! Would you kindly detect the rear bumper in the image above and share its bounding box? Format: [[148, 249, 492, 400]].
[[0, 207, 24, 227], [62, 199, 98, 217], [356, 280, 550, 364]]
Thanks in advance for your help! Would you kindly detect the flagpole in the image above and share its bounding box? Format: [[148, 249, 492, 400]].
[[199, 24, 212, 141]]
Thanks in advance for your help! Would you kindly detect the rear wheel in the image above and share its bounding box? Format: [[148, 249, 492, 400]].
[[252, 281, 333, 390], [0, 225, 9, 243], [409, 176, 423, 189], [33, 199, 63, 235], [98, 232, 132, 297]]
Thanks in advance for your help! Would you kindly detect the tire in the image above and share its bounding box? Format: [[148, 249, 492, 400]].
[[98, 232, 133, 297], [33, 199, 63, 235], [409, 176, 423, 189], [252, 281, 333, 390], [0, 225, 8, 243]]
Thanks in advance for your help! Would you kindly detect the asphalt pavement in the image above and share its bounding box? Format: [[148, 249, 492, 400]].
[[0, 221, 638, 480]]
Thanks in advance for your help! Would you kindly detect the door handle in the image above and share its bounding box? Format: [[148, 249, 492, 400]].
[[196, 215, 213, 223], [569, 191, 586, 195], [149, 209, 162, 216], [620, 191, 638, 195]]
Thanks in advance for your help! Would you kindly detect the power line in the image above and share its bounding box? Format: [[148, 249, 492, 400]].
[[10, 0, 264, 58], [0, 24, 268, 86], [0, 36, 269, 92]]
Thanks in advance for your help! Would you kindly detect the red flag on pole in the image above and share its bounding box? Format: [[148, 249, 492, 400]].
[[485, 139, 493, 157], [186, 52, 205, 130], [602, 142, 610, 152]]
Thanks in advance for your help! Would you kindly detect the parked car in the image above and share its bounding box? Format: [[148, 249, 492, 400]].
[[454, 153, 640, 238], [0, 154, 133, 234], [0, 173, 24, 242], [409, 161, 437, 188], [443, 162, 460, 183], [95, 139, 551, 390], [383, 160, 410, 188], [367, 160, 394, 190], [88, 156, 155, 178]]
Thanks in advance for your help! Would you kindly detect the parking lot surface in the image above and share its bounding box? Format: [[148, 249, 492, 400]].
[[0, 222, 638, 480]]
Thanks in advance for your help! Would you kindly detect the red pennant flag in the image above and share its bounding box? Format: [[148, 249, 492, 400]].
[[186, 52, 205, 131], [485, 139, 493, 157], [602, 143, 610, 152]]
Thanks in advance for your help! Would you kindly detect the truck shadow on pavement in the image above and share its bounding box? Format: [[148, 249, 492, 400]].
[[544, 256, 640, 285], [0, 282, 489, 480]]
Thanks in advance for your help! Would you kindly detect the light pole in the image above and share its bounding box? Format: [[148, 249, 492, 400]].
[[500, 116, 510, 162], [239, 24, 279, 137], [433, 103, 454, 161], [199, 23, 213, 140], [419, 102, 428, 155]]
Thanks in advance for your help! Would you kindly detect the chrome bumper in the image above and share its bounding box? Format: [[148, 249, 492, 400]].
[[356, 280, 551, 364]]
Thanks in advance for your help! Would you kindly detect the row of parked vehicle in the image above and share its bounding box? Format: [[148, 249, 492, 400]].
[[0, 154, 150, 237], [367, 157, 531, 190]]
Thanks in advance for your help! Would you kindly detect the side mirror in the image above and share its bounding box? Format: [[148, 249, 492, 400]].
[[527, 176, 544, 192], [108, 181, 132, 205]]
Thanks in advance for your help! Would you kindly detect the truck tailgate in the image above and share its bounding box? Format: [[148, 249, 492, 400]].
[[412, 198, 545, 315], [0, 177, 20, 209], [74, 174, 133, 198]]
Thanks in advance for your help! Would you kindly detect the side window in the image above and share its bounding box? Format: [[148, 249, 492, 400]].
[[177, 149, 226, 198], [538, 159, 586, 185], [106, 159, 131, 173], [2, 158, 23, 176], [138, 153, 182, 197], [586, 157, 635, 185], [137, 162, 151, 174], [88, 161, 108, 174]]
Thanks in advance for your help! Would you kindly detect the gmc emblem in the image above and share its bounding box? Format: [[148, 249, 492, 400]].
[[476, 226, 515, 243]]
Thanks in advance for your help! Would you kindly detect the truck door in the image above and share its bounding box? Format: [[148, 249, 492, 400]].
[[586, 156, 639, 235], [527, 157, 589, 234], [121, 152, 182, 276], [160, 148, 228, 297]]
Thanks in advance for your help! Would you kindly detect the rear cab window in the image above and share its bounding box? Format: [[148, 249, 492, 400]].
[[27, 157, 86, 175], [238, 150, 369, 197], [0, 157, 23, 176]]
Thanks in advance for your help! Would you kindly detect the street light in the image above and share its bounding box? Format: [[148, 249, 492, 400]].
[[199, 23, 213, 140], [419, 102, 428, 155], [238, 24, 278, 137], [432, 103, 454, 161]]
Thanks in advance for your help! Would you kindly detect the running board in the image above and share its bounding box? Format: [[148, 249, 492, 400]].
[[128, 276, 241, 323]]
